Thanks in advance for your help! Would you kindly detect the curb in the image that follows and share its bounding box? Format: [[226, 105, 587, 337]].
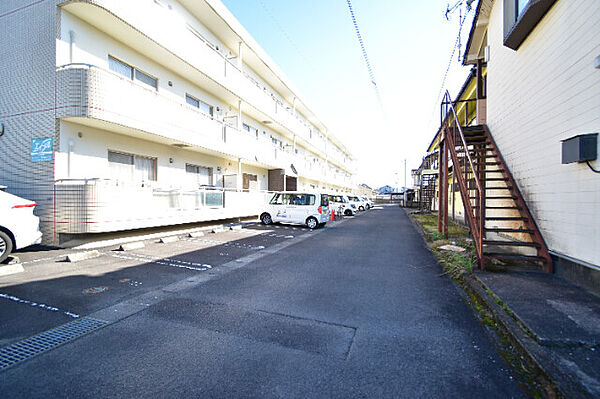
[[65, 250, 101, 263], [463, 273, 591, 398], [118, 242, 145, 251]]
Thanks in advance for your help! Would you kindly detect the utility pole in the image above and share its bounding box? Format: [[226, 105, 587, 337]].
[[403, 158, 407, 206]]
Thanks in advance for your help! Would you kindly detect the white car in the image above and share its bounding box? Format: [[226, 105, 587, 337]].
[[361, 197, 375, 209], [0, 188, 43, 263], [260, 192, 330, 229], [347, 195, 368, 211], [328, 194, 355, 216]]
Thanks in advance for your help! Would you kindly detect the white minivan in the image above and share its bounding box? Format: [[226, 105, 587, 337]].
[[260, 192, 329, 229]]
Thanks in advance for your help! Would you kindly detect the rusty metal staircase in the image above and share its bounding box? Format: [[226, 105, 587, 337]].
[[439, 91, 552, 272]]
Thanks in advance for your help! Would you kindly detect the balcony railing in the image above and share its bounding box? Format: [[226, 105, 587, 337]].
[[56, 64, 348, 188], [59, 0, 349, 165], [54, 179, 273, 234]]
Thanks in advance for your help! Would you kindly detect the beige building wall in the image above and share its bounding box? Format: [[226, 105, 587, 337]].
[[0, 1, 59, 243], [485, 0, 600, 266]]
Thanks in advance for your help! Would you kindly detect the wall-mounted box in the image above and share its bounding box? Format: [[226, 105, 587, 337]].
[[561, 133, 598, 164]]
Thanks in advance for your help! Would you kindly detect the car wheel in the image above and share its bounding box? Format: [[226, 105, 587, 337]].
[[260, 213, 272, 225], [359, 206, 365, 211], [306, 217, 318, 229], [0, 231, 14, 264], [344, 209, 352, 216]]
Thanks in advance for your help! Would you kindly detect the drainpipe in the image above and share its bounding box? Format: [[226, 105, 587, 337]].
[[67, 139, 74, 178], [292, 97, 296, 116], [237, 158, 242, 191], [237, 100, 242, 130], [69, 30, 75, 63], [237, 41, 243, 69]]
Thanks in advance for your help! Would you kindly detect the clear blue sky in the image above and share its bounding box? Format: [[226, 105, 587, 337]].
[[221, 0, 474, 189]]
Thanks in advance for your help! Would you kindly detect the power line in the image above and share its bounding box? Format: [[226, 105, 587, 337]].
[[254, 0, 312, 69], [345, 0, 385, 117], [428, 6, 471, 129]]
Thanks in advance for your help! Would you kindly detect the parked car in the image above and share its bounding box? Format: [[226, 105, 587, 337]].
[[347, 195, 367, 211], [260, 192, 329, 229], [0, 188, 43, 263], [328, 194, 356, 216], [361, 196, 375, 209]]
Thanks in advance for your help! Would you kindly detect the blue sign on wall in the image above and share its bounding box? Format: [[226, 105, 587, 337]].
[[31, 137, 53, 162]]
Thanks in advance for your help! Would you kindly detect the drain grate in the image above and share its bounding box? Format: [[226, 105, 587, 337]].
[[0, 317, 107, 372]]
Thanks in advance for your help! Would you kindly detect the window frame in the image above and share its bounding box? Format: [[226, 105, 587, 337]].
[[503, 0, 557, 50], [108, 150, 157, 182], [185, 163, 213, 186], [185, 93, 214, 117], [108, 55, 158, 90]]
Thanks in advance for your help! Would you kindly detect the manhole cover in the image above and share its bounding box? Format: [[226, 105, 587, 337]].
[[82, 286, 108, 294]]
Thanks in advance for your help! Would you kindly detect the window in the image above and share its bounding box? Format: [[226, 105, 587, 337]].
[[503, 0, 556, 50], [108, 55, 158, 89], [270, 193, 284, 205], [109, 56, 133, 79], [134, 69, 158, 89], [186, 94, 213, 116], [242, 123, 258, 137], [186, 163, 212, 186], [108, 150, 157, 182]]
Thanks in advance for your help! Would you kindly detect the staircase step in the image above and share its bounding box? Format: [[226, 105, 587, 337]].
[[483, 240, 540, 248], [470, 196, 517, 200], [483, 253, 548, 263], [486, 216, 529, 221], [473, 205, 521, 209], [485, 177, 510, 181], [485, 227, 535, 233], [473, 161, 501, 166]]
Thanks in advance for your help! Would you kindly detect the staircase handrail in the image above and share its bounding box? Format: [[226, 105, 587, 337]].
[[441, 91, 483, 194]]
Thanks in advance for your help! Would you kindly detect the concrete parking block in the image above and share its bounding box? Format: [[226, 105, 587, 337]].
[[188, 232, 205, 238], [65, 250, 101, 263], [159, 236, 179, 244], [118, 241, 145, 251], [229, 225, 243, 231], [0, 262, 25, 276], [211, 226, 225, 233]]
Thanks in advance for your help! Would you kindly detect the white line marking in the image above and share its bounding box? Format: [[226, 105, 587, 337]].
[[109, 253, 212, 271], [0, 292, 80, 319]]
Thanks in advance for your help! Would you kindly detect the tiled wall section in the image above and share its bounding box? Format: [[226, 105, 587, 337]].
[[486, 0, 600, 266], [0, 1, 58, 245]]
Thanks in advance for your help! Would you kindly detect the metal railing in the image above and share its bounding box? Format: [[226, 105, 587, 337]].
[[440, 91, 484, 261]]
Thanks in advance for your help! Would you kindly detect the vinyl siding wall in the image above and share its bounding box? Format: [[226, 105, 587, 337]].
[[485, 0, 600, 266]]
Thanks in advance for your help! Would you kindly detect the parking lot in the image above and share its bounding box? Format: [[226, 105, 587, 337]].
[[0, 213, 360, 349], [0, 205, 524, 398]]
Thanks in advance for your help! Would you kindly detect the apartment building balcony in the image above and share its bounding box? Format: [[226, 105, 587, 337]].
[[59, 0, 339, 165], [54, 179, 272, 234], [57, 64, 291, 170]]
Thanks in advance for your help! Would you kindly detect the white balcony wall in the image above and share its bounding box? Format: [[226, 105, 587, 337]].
[[59, 1, 354, 176], [54, 180, 272, 234], [56, 121, 270, 191]]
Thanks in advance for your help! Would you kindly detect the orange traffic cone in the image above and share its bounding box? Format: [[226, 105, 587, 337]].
[[330, 208, 335, 221]]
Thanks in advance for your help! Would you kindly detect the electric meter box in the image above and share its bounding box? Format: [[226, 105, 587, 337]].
[[561, 133, 597, 164]]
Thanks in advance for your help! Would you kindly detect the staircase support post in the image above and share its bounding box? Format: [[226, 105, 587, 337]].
[[443, 135, 449, 238], [438, 142, 444, 234]]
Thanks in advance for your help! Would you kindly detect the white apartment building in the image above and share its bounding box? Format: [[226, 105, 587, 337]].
[[0, 0, 355, 245]]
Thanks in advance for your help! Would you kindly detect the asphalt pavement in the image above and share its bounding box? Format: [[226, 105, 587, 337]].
[[0, 206, 523, 398]]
